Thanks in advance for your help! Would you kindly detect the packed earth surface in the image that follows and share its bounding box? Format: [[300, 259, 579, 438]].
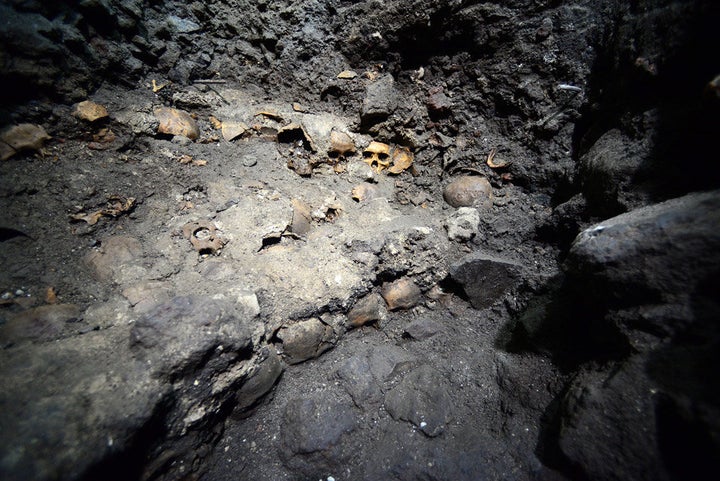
[[1, 1, 719, 480]]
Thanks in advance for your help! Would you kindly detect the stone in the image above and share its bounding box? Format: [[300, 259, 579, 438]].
[[73, 100, 109, 122], [443, 176, 493, 208], [130, 296, 253, 379], [381, 278, 422, 311], [403, 318, 442, 340], [0, 326, 164, 481], [449, 252, 523, 309], [384, 365, 452, 437], [234, 346, 283, 413], [566, 190, 720, 349], [276, 318, 334, 364], [445, 206, 480, 242], [361, 74, 398, 126], [427, 86, 452, 116], [85, 235, 145, 284], [346, 292, 386, 328], [0, 304, 81, 346]]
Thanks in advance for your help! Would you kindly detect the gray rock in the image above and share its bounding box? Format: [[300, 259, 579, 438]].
[[130, 296, 253, 379], [361, 74, 398, 126], [234, 346, 283, 413], [445, 207, 480, 242], [558, 358, 667, 481], [403, 318, 442, 340], [449, 252, 523, 309], [0, 326, 164, 481], [384, 364, 452, 437], [276, 318, 334, 364], [567, 190, 720, 348]]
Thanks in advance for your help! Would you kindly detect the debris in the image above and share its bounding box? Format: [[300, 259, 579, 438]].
[[87, 127, 116, 150], [347, 293, 387, 328], [73, 100, 109, 122], [362, 141, 391, 172], [387, 146, 414, 174], [0, 124, 51, 161], [70, 196, 136, 225], [337, 70, 358, 79], [209, 115, 223, 129], [193, 79, 227, 84], [152, 79, 169, 93], [182, 220, 227, 255], [381, 278, 422, 311], [154, 107, 200, 140], [221, 120, 249, 142], [328, 130, 356, 161], [427, 86, 452, 116], [449, 253, 523, 309], [292, 102, 307, 112], [486, 148, 510, 169], [444, 207, 480, 242], [443, 176, 493, 208], [361, 74, 398, 126]]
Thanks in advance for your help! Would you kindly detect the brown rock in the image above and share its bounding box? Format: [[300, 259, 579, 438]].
[[154, 107, 200, 140], [277, 318, 334, 364], [73, 100, 109, 122], [443, 176, 493, 208], [221, 120, 249, 141], [347, 293, 387, 328], [427, 86, 452, 116], [381, 278, 422, 311]]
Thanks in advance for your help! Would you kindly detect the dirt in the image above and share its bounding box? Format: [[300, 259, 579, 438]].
[[1, 1, 719, 480]]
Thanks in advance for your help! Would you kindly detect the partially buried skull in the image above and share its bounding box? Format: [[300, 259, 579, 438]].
[[363, 141, 391, 172], [328, 130, 356, 162]]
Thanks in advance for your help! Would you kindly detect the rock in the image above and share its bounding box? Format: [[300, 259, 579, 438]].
[[336, 345, 415, 409], [0, 304, 81, 346], [384, 364, 452, 436], [578, 129, 649, 217], [361, 74, 398, 126], [557, 358, 667, 481], [381, 278, 422, 311], [281, 394, 357, 459], [115, 109, 159, 136], [351, 183, 381, 202], [427, 86, 452, 116], [403, 318, 442, 340], [566, 190, 720, 349], [130, 296, 253, 379], [121, 281, 172, 314], [444, 206, 480, 241], [0, 326, 164, 481], [346, 292, 387, 328], [337, 70, 357, 79], [167, 14, 201, 33], [0, 124, 50, 161], [449, 252, 523, 309], [276, 318, 334, 364], [443, 176, 493, 208], [73, 100, 109, 122], [234, 346, 283, 413], [154, 106, 200, 140]]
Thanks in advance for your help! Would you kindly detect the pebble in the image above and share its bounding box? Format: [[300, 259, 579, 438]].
[[381, 278, 422, 311]]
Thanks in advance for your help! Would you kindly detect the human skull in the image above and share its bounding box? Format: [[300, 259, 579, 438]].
[[363, 141, 391, 172], [328, 130, 356, 161]]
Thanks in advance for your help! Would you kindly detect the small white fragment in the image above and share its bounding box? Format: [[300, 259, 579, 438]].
[[193, 379, 200, 386], [557, 83, 583, 92], [327, 477, 336, 481], [419, 421, 427, 429]]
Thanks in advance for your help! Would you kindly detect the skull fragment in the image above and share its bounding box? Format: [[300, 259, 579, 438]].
[[328, 130, 356, 161], [362, 141, 391, 172]]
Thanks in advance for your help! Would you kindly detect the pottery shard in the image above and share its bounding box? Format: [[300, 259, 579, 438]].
[[73, 100, 109, 122], [347, 293, 387, 328], [0, 124, 51, 161], [154, 106, 199, 140], [381, 278, 422, 311], [443, 176, 493, 208]]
